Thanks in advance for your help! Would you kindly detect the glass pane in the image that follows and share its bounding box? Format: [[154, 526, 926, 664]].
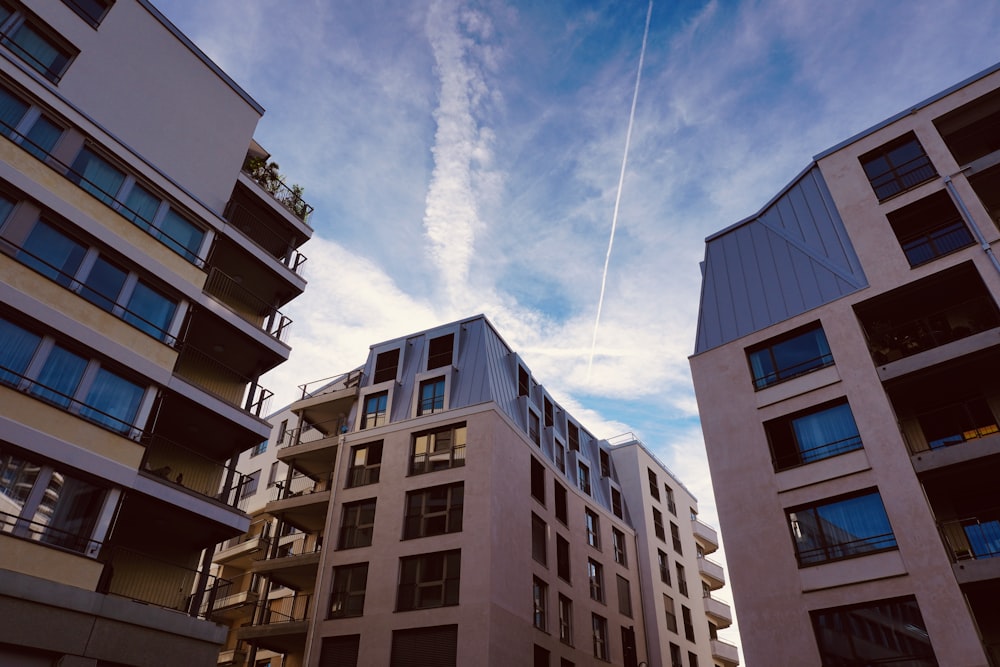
[[792, 402, 861, 462], [22, 115, 61, 160], [0, 317, 40, 386], [124, 282, 176, 341], [7, 23, 70, 82], [33, 474, 104, 552], [120, 184, 160, 230], [29, 344, 87, 407], [18, 221, 86, 287], [0, 85, 27, 137], [69, 148, 125, 206], [158, 209, 204, 262], [0, 448, 39, 525], [81, 256, 126, 312], [79, 367, 144, 433]]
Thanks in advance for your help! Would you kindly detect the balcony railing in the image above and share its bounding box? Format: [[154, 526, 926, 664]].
[[174, 345, 272, 417], [242, 157, 313, 223], [1, 509, 99, 556], [251, 594, 312, 625], [940, 514, 1000, 561], [257, 533, 322, 562], [272, 474, 331, 502], [409, 444, 466, 476], [297, 368, 365, 400], [204, 267, 292, 342], [139, 433, 253, 510], [220, 520, 272, 551], [225, 201, 308, 274]]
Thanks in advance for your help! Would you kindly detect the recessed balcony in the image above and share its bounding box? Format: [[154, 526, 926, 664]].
[[703, 595, 733, 629], [204, 267, 292, 343], [277, 432, 341, 481], [692, 517, 720, 554], [251, 533, 321, 591], [208, 573, 261, 621], [236, 594, 311, 655], [291, 369, 364, 436], [699, 556, 726, 590], [711, 638, 740, 666], [264, 481, 331, 533], [215, 521, 272, 569]]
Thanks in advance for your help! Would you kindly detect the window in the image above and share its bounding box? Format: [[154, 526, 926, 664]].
[[241, 470, 260, 498], [612, 528, 627, 566], [587, 559, 604, 602], [267, 461, 279, 487], [611, 488, 623, 519], [766, 399, 863, 470], [747, 322, 833, 390], [410, 423, 466, 474], [616, 575, 632, 617], [0, 445, 107, 555], [592, 614, 609, 661], [361, 391, 388, 429], [556, 534, 570, 581], [396, 550, 461, 611], [669, 643, 682, 667], [919, 396, 999, 449], [676, 563, 687, 596], [531, 456, 545, 504], [532, 577, 548, 630], [329, 563, 368, 618], [577, 462, 591, 495], [347, 441, 383, 487], [663, 594, 677, 632], [648, 468, 660, 499], [60, 0, 112, 27], [688, 652, 699, 667], [664, 484, 676, 515], [533, 644, 549, 667], [599, 450, 610, 477], [544, 397, 553, 427], [888, 190, 973, 267], [338, 499, 376, 549], [0, 5, 74, 82], [250, 440, 266, 457], [390, 625, 458, 667], [811, 596, 937, 666], [275, 419, 288, 444], [861, 133, 936, 201], [567, 422, 580, 451], [585, 508, 600, 548], [653, 508, 666, 541], [426, 333, 453, 369], [404, 482, 463, 539], [671, 522, 682, 554], [658, 550, 671, 585], [417, 377, 445, 415], [0, 317, 147, 434], [682, 605, 694, 641], [373, 349, 400, 383], [554, 441, 565, 473], [531, 513, 547, 565], [554, 481, 567, 523], [529, 411, 540, 446], [558, 594, 573, 645], [518, 365, 530, 396], [319, 635, 360, 667], [788, 490, 897, 566]]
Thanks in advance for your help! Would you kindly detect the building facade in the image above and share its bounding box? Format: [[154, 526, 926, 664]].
[[225, 315, 738, 667], [690, 63, 1000, 665], [0, 1, 312, 665]]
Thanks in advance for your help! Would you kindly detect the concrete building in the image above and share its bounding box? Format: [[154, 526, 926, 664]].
[[226, 315, 738, 667], [690, 62, 1000, 665], [0, 1, 312, 665]]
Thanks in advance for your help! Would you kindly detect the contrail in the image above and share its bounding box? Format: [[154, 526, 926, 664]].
[[587, 0, 654, 380]]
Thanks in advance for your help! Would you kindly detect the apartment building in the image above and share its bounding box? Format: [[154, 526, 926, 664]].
[[226, 315, 737, 667], [0, 1, 312, 665], [690, 62, 1000, 665]]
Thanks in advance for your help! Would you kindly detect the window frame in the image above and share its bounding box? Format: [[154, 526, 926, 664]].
[[577, 462, 591, 495], [532, 576, 548, 631], [360, 390, 388, 429], [746, 322, 834, 390], [787, 489, 897, 566], [612, 527, 627, 566], [556, 533, 571, 582], [416, 376, 446, 416], [338, 498, 376, 550], [531, 512, 548, 566], [587, 558, 604, 603], [347, 441, 383, 488], [765, 398, 863, 471], [403, 482, 463, 540], [558, 594, 573, 646], [410, 422, 466, 475], [329, 562, 368, 619], [59, 0, 113, 28], [811, 595, 937, 666], [591, 613, 609, 661], [585, 508, 600, 549], [0, 3, 77, 83], [860, 132, 937, 202], [396, 549, 461, 612]]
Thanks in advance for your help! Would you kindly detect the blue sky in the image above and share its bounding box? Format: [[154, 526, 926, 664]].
[[155, 0, 1000, 653]]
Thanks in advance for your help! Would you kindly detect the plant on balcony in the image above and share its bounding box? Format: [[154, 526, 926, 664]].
[[243, 155, 310, 220]]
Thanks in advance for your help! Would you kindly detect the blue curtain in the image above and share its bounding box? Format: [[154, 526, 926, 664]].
[[124, 282, 176, 341], [23, 115, 61, 160], [0, 318, 40, 386], [19, 221, 87, 286], [70, 149, 125, 205], [792, 402, 861, 462], [121, 184, 161, 230], [29, 345, 87, 408], [80, 368, 144, 433]]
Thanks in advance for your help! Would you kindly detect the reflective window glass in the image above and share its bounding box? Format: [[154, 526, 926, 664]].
[[29, 344, 86, 407]]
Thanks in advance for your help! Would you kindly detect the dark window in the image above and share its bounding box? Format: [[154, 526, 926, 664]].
[[682, 605, 694, 641], [766, 399, 863, 470], [329, 563, 368, 618], [410, 423, 466, 474], [389, 624, 458, 667], [347, 441, 382, 487], [592, 614, 609, 661], [616, 575, 632, 617], [361, 391, 388, 429], [861, 133, 937, 201], [811, 596, 937, 666], [532, 513, 547, 565], [529, 411, 540, 446], [533, 577, 548, 630], [558, 595, 573, 645], [599, 450, 610, 477], [18, 219, 86, 287], [518, 365, 530, 397], [663, 594, 677, 632], [567, 422, 580, 451], [241, 470, 260, 498], [554, 481, 568, 524], [588, 559, 604, 602], [648, 468, 660, 499], [60, 0, 113, 27], [657, 550, 671, 585], [68, 146, 125, 206], [611, 488, 623, 519], [676, 563, 687, 596], [664, 484, 676, 515], [276, 419, 288, 444], [427, 333, 454, 370], [531, 456, 545, 504], [373, 349, 400, 384], [612, 528, 627, 566], [653, 508, 666, 541], [396, 551, 461, 611], [888, 191, 973, 267], [688, 652, 699, 667], [533, 644, 549, 667], [544, 397, 553, 427], [0, 7, 74, 82], [669, 643, 682, 667], [747, 322, 833, 390], [417, 377, 445, 415], [404, 483, 463, 539], [556, 534, 571, 581], [585, 508, 600, 549], [578, 462, 591, 495], [267, 461, 279, 486], [918, 397, 998, 449], [788, 489, 897, 566], [319, 634, 361, 667], [555, 441, 565, 472], [671, 522, 682, 554], [338, 499, 376, 549]]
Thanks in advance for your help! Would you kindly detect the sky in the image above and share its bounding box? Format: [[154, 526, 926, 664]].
[[154, 0, 1000, 657]]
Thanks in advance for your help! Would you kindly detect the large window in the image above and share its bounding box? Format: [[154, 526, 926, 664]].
[[587, 559, 604, 602], [329, 563, 368, 618], [788, 490, 897, 566], [663, 594, 677, 633], [0, 4, 75, 82], [766, 399, 863, 470], [372, 349, 399, 383], [612, 528, 627, 566], [682, 605, 694, 641], [417, 377, 445, 416], [887, 191, 973, 267], [670, 521, 682, 554], [0, 85, 62, 157], [404, 482, 463, 539], [611, 488, 623, 519], [360, 391, 388, 429], [811, 596, 937, 666], [532, 577, 548, 630], [347, 441, 382, 487], [0, 316, 148, 434], [585, 508, 600, 549], [675, 562, 687, 596], [747, 323, 834, 390], [592, 614, 609, 661], [648, 468, 660, 499], [338, 499, 376, 549], [653, 508, 666, 541], [426, 333, 454, 370], [558, 594, 573, 645], [396, 550, 461, 611], [657, 549, 671, 585], [577, 462, 591, 495], [860, 133, 937, 201], [410, 423, 466, 474]]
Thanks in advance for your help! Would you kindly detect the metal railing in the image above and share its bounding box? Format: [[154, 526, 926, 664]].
[[256, 532, 322, 562], [795, 533, 898, 566], [204, 267, 292, 342], [220, 520, 272, 551], [297, 368, 365, 400], [901, 220, 973, 267], [173, 345, 272, 417], [409, 444, 466, 476], [139, 433, 252, 510], [242, 160, 314, 223], [271, 474, 331, 502], [0, 510, 97, 556], [252, 594, 312, 625], [773, 433, 864, 470], [225, 202, 308, 274]]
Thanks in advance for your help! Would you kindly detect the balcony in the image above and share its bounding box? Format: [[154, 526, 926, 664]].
[[703, 595, 733, 629], [934, 87, 1000, 168], [711, 638, 740, 666], [265, 480, 331, 533], [204, 267, 292, 343], [240, 156, 314, 223], [278, 431, 342, 481], [291, 370, 364, 436], [209, 573, 261, 621], [692, 517, 720, 554], [217, 643, 248, 666], [139, 433, 252, 511], [215, 521, 272, 569], [251, 533, 322, 591], [174, 344, 272, 418], [237, 594, 311, 655], [699, 556, 726, 590]]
